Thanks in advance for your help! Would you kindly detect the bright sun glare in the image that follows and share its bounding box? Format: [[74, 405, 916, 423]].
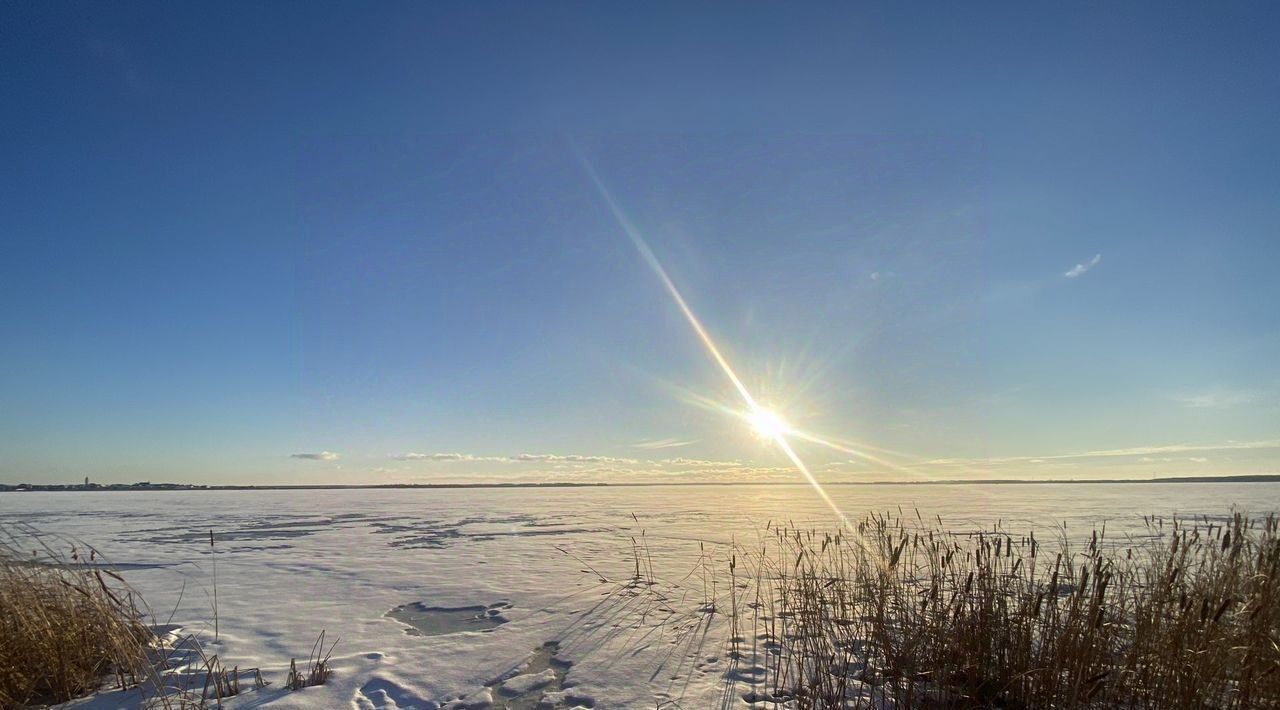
[[748, 408, 790, 439]]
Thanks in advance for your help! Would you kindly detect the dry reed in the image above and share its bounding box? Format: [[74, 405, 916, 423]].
[[1, 523, 276, 709], [285, 630, 337, 691], [721, 511, 1280, 708], [0, 524, 154, 707]]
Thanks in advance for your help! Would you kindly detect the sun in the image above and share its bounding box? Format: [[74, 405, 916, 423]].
[[748, 408, 791, 440]]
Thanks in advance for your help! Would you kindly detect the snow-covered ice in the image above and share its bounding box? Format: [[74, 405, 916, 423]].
[[3, 483, 1278, 708]]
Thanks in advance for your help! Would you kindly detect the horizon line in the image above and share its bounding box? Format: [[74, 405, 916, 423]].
[[3, 473, 1279, 492]]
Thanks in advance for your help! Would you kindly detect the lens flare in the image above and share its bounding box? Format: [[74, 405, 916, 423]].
[[578, 153, 861, 533], [748, 408, 791, 440]]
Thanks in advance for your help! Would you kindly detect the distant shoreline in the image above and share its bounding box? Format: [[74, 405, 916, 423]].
[[3, 474, 1278, 492]]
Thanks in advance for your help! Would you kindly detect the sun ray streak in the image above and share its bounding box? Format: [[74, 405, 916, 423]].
[[774, 435, 852, 530], [578, 155, 867, 534], [789, 430, 927, 479], [578, 156, 758, 411], [662, 379, 925, 479], [791, 430, 925, 462]]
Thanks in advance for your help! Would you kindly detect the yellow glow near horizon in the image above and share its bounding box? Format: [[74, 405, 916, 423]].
[[748, 408, 791, 440]]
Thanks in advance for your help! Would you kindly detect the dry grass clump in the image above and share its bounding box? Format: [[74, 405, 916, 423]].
[[181, 641, 267, 707], [0, 525, 153, 707], [0, 523, 312, 708], [726, 511, 1280, 708], [285, 630, 337, 691]]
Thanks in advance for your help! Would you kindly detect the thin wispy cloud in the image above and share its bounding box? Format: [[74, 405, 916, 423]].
[[631, 437, 699, 450], [514, 453, 639, 464], [390, 452, 505, 462], [380, 450, 807, 482], [1174, 390, 1258, 409], [1064, 253, 1102, 278], [401, 462, 802, 485], [388, 451, 639, 465], [658, 457, 748, 468], [290, 451, 339, 461], [925, 439, 1280, 467], [1049, 440, 1280, 459], [820, 459, 863, 472], [386, 438, 1278, 481]]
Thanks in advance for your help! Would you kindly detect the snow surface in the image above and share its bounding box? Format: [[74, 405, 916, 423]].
[[2, 483, 1278, 709]]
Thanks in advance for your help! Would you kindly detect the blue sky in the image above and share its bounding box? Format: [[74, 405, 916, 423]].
[[2, 2, 1277, 484]]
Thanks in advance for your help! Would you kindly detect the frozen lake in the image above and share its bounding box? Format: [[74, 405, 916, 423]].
[[4, 483, 1279, 708]]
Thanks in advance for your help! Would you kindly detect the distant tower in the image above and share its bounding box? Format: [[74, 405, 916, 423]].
[[84, 476, 89, 487]]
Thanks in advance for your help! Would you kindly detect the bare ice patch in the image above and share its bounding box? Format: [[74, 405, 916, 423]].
[[487, 641, 591, 710], [386, 601, 512, 637], [433, 641, 592, 709]]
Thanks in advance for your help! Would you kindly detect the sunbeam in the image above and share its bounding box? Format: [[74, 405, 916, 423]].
[[578, 157, 758, 411], [578, 153, 863, 532], [659, 378, 927, 480], [748, 408, 791, 440], [788, 429, 929, 480]]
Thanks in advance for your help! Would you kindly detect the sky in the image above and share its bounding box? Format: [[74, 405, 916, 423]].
[[2, 2, 1278, 485]]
